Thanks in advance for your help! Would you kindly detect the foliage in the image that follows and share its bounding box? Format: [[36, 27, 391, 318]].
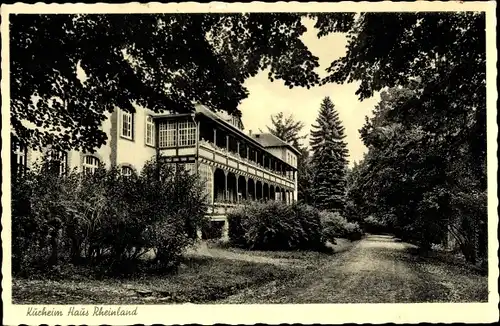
[[227, 201, 361, 251], [310, 97, 349, 212], [320, 211, 363, 242], [11, 13, 321, 152], [267, 112, 307, 148], [349, 86, 486, 265], [296, 147, 314, 204], [11, 156, 208, 277], [363, 215, 389, 234], [227, 201, 324, 251], [311, 12, 487, 266], [201, 221, 225, 240], [11, 157, 80, 273]]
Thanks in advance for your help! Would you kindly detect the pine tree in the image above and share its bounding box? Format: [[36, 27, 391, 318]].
[[310, 97, 349, 212]]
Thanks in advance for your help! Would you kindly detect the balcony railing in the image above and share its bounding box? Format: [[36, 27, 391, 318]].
[[199, 140, 294, 182]]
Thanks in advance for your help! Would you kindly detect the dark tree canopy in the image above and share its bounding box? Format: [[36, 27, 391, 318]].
[[11, 13, 321, 152], [350, 86, 487, 264], [314, 12, 486, 264]]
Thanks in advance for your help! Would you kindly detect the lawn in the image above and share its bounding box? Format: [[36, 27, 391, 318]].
[[12, 241, 343, 304]]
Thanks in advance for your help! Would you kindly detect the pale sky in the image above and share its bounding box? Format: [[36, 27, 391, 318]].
[[239, 18, 381, 166]]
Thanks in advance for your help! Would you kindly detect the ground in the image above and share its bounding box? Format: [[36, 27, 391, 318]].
[[12, 235, 488, 304]]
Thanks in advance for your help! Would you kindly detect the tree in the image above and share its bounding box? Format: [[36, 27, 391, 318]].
[[315, 12, 485, 188], [11, 13, 320, 152], [309, 97, 349, 212], [266, 112, 312, 204], [354, 86, 486, 265], [267, 112, 307, 148], [312, 12, 486, 265], [296, 147, 313, 204]]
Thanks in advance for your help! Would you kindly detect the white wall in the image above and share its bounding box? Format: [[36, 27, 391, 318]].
[[22, 106, 156, 174], [115, 104, 156, 173]]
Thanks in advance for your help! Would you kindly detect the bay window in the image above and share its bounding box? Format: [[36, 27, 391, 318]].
[[159, 121, 176, 148], [178, 121, 196, 146]]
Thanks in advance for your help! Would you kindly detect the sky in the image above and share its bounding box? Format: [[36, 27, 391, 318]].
[[238, 18, 380, 166]]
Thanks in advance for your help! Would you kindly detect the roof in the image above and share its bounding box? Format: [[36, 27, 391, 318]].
[[251, 133, 301, 155]]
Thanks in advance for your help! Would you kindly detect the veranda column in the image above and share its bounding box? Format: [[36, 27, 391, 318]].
[[245, 177, 249, 201], [213, 128, 217, 146], [224, 171, 228, 201], [235, 174, 239, 203]]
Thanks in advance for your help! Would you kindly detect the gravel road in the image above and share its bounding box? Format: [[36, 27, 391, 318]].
[[220, 234, 488, 303]]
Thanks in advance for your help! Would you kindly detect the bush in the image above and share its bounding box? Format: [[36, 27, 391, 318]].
[[11, 155, 208, 277], [363, 215, 389, 234], [227, 201, 324, 251], [320, 211, 363, 242], [201, 221, 225, 240]]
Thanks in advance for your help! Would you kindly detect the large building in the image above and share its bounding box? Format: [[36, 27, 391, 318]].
[[11, 103, 300, 231]]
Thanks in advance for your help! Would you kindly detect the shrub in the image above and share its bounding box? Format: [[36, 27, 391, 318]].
[[363, 215, 389, 234], [12, 159, 81, 275], [320, 211, 363, 242], [227, 201, 324, 251], [201, 221, 225, 240], [11, 156, 208, 277]]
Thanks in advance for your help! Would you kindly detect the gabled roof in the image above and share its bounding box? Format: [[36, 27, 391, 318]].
[[251, 133, 301, 155]]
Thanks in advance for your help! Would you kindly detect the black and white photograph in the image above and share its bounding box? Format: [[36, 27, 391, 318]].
[[1, 1, 498, 325]]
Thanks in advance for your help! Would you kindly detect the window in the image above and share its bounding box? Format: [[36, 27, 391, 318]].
[[11, 140, 27, 177], [121, 110, 134, 140], [48, 150, 68, 176], [145, 116, 155, 146], [178, 121, 196, 146], [83, 155, 100, 175], [121, 166, 134, 177], [159, 121, 176, 148]]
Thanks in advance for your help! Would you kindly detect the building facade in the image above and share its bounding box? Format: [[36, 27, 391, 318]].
[[11, 103, 300, 229]]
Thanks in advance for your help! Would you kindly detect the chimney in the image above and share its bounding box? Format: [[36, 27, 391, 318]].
[[249, 130, 252, 136]]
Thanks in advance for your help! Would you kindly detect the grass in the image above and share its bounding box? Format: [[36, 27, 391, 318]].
[[207, 238, 354, 259], [12, 245, 331, 304], [14, 236, 484, 304]]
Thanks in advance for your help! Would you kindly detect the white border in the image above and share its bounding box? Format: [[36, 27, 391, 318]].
[[1, 2, 498, 325]]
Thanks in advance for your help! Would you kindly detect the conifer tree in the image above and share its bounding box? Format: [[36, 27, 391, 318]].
[[310, 97, 349, 212]]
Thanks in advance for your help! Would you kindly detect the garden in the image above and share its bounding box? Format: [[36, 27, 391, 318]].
[[11, 155, 363, 304]]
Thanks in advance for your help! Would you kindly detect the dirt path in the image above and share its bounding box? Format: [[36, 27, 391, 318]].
[[219, 234, 488, 303]]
